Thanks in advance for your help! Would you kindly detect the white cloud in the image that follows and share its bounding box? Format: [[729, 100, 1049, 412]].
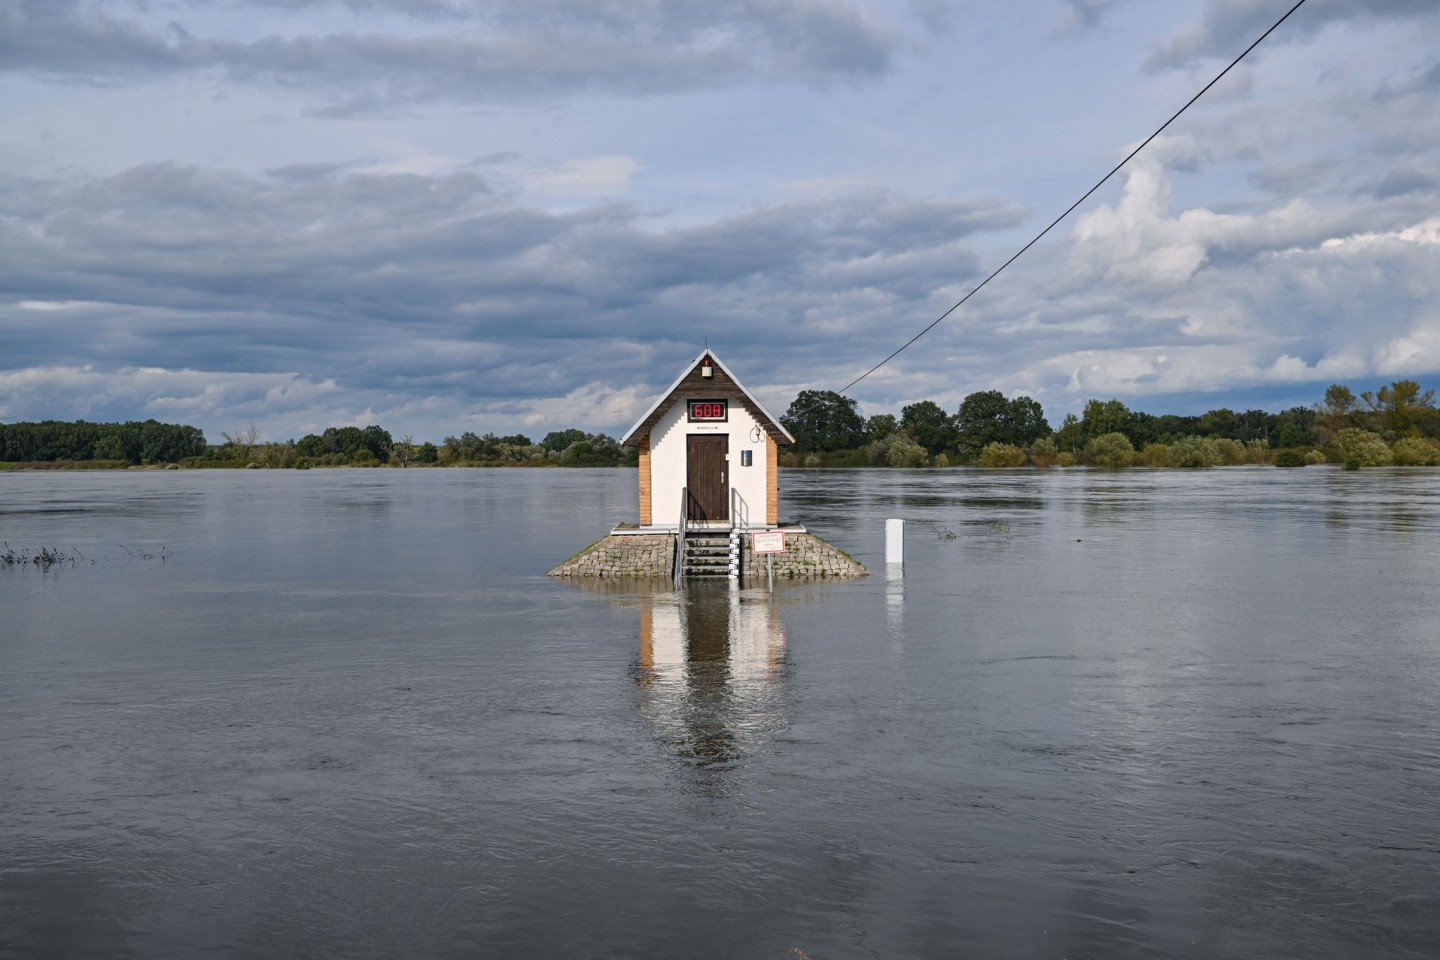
[[468, 381, 653, 435], [523, 155, 642, 199], [1374, 312, 1440, 376], [16, 300, 91, 311]]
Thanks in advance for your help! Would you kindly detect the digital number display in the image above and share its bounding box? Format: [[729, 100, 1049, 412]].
[[688, 400, 728, 422]]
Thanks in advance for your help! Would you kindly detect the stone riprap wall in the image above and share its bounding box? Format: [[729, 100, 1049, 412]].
[[743, 532, 866, 581], [548, 534, 674, 578], [548, 530, 866, 580]]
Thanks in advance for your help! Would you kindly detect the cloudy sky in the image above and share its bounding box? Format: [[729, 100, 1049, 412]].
[[2, 0, 1438, 443]]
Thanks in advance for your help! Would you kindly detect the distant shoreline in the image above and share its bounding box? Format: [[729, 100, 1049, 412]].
[[0, 460, 634, 471], [10, 459, 1436, 474]]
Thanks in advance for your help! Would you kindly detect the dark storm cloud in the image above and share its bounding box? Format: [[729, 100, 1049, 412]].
[[0, 160, 1027, 407], [1144, 0, 1440, 72], [1364, 163, 1439, 200], [0, 0, 898, 110]]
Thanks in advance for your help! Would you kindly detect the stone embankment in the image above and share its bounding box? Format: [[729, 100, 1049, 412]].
[[739, 533, 865, 581], [548, 534, 674, 578], [548, 530, 866, 580]]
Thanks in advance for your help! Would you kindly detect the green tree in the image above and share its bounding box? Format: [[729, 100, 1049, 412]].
[[1008, 396, 1051, 448], [900, 400, 955, 456], [781, 391, 866, 453], [560, 433, 625, 466], [1391, 437, 1440, 466], [865, 414, 898, 443], [1153, 413, 1200, 441], [321, 426, 365, 459], [93, 435, 124, 460], [442, 431, 485, 461], [1140, 442, 1171, 467], [1085, 431, 1134, 468], [1362, 380, 1436, 438], [1030, 435, 1058, 467], [542, 428, 587, 452], [1167, 436, 1221, 468], [359, 425, 393, 463], [875, 433, 928, 467], [953, 390, 1010, 460], [1336, 428, 1393, 469], [1124, 411, 1159, 448], [1197, 408, 1238, 438], [979, 442, 1027, 467], [1081, 399, 1131, 443], [1054, 413, 1083, 453], [1314, 384, 1357, 445], [1273, 407, 1316, 448], [1212, 438, 1247, 465], [1235, 409, 1276, 443]]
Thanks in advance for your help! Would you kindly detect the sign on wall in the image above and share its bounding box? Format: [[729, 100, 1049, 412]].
[[687, 399, 728, 423]]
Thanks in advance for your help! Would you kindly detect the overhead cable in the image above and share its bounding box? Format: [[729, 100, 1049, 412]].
[[826, 0, 1312, 399]]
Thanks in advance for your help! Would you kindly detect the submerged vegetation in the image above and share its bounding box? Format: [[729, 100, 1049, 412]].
[[1, 543, 167, 568], [779, 380, 1440, 470], [2, 545, 78, 569]]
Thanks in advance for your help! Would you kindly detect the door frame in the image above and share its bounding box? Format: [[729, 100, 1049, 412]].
[[686, 434, 729, 523]]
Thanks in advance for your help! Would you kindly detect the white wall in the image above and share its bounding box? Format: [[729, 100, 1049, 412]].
[[648, 395, 768, 528]]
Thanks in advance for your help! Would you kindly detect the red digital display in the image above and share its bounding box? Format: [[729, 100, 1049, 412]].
[[688, 400, 728, 422]]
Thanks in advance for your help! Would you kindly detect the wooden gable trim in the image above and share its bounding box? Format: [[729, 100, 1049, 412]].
[[622, 352, 794, 447]]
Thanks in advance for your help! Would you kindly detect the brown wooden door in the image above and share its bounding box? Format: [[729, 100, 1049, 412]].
[[686, 435, 729, 522]]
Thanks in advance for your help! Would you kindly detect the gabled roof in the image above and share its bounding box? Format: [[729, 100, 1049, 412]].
[[621, 350, 795, 447]]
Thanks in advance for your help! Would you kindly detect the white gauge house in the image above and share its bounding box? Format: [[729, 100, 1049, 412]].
[[621, 350, 794, 530]]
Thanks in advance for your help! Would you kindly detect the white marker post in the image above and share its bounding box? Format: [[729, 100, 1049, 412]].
[[886, 518, 904, 567]]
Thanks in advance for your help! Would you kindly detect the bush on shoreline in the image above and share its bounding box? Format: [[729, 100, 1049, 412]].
[[979, 442, 1027, 467]]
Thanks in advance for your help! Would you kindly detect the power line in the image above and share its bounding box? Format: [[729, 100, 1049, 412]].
[[824, 0, 1311, 401]]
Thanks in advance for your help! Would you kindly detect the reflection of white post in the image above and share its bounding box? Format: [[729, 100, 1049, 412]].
[[886, 561, 904, 643], [885, 518, 904, 567]]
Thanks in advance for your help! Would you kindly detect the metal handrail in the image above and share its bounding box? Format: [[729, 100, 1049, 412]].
[[674, 485, 689, 589]]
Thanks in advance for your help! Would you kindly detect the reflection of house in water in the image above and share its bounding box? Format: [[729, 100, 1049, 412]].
[[636, 585, 787, 772]]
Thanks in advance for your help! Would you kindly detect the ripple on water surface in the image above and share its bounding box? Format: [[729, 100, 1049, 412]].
[[2, 467, 1439, 958]]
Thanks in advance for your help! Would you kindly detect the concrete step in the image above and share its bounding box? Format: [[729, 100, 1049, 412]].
[[679, 530, 741, 580]]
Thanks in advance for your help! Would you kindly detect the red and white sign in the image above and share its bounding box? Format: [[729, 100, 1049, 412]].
[[751, 531, 785, 554], [687, 399, 728, 422]]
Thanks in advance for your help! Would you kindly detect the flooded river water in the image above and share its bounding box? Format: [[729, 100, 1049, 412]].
[[2, 466, 1439, 958]]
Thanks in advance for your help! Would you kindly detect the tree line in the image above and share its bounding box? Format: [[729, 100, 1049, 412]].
[[779, 380, 1440, 470], [0, 420, 206, 465], [208, 424, 636, 468], [5, 380, 1434, 471], [0, 420, 634, 468]]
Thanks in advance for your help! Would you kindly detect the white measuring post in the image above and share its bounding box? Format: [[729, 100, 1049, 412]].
[[886, 518, 904, 567]]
